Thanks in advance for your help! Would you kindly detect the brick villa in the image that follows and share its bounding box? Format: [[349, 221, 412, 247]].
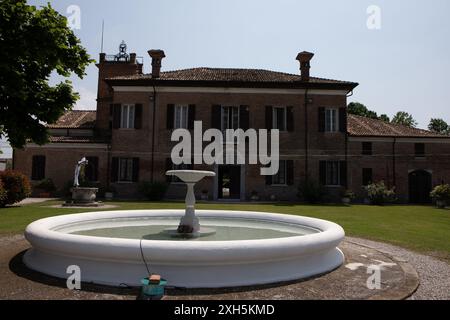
[[13, 45, 450, 203]]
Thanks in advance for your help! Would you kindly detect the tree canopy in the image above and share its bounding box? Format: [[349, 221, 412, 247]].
[[347, 102, 390, 122], [391, 111, 418, 128], [428, 118, 449, 135], [0, 0, 92, 148]]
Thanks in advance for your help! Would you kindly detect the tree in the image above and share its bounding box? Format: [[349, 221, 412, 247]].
[[428, 118, 449, 135], [391, 111, 418, 128], [379, 114, 390, 122], [0, 0, 92, 148], [347, 102, 379, 119]]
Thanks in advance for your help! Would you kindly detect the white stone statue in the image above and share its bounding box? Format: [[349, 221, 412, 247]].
[[74, 157, 89, 187]]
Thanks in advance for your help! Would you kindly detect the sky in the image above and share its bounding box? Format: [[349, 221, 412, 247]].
[[2, 0, 450, 157]]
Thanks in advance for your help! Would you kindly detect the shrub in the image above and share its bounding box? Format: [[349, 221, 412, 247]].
[[430, 184, 450, 202], [0, 170, 32, 207], [298, 179, 326, 204], [365, 181, 396, 205], [341, 189, 356, 200], [0, 179, 6, 204], [34, 178, 57, 193], [139, 181, 168, 201]]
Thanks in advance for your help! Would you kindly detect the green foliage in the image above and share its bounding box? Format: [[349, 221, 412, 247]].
[[428, 118, 450, 135], [34, 178, 56, 192], [298, 179, 326, 204], [379, 114, 390, 122], [365, 181, 396, 205], [139, 181, 168, 201], [0, 0, 93, 148], [341, 189, 356, 199], [347, 102, 379, 119], [391, 111, 418, 128], [0, 178, 6, 203], [430, 184, 450, 201], [0, 170, 31, 207]]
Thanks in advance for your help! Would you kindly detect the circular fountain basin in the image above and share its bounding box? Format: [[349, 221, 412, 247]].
[[24, 210, 345, 288]]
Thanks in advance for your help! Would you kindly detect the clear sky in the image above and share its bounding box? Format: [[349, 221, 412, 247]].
[[2, 0, 450, 156]]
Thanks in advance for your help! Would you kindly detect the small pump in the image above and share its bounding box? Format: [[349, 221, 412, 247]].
[[138, 274, 167, 300]]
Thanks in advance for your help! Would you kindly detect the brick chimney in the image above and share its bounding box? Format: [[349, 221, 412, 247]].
[[148, 49, 166, 78], [296, 51, 314, 82]]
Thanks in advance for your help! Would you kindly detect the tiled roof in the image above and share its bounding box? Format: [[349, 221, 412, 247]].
[[348, 114, 449, 138], [107, 67, 356, 85], [47, 110, 96, 129]]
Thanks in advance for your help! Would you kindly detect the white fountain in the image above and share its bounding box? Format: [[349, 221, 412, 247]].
[[165, 170, 216, 237], [23, 170, 346, 288]]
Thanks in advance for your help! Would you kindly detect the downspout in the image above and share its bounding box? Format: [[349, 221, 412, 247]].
[[304, 88, 309, 183], [150, 84, 157, 183], [345, 90, 353, 189]]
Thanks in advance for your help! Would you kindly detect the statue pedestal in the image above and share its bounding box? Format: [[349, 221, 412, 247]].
[[64, 187, 102, 207]]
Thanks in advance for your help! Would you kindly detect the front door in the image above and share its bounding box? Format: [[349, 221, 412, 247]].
[[218, 165, 241, 200], [409, 170, 432, 204]]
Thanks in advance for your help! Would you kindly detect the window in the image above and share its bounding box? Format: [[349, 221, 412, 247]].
[[119, 158, 134, 182], [121, 104, 135, 129], [174, 105, 189, 129], [362, 168, 373, 186], [85, 157, 99, 182], [272, 160, 287, 185], [31, 155, 46, 181], [273, 107, 287, 131], [221, 106, 240, 131], [325, 108, 339, 132], [415, 143, 425, 157], [325, 161, 340, 186], [362, 142, 373, 155]]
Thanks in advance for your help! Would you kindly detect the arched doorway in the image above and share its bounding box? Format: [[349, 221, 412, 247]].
[[409, 170, 432, 204]]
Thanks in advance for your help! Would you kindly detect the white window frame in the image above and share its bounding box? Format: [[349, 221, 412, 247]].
[[325, 108, 339, 133], [325, 161, 341, 187], [121, 104, 135, 129], [272, 160, 288, 186], [221, 106, 240, 131], [174, 105, 189, 129], [118, 158, 133, 183], [273, 106, 287, 132]]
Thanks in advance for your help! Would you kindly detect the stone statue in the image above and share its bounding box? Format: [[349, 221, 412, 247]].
[[74, 157, 89, 187]]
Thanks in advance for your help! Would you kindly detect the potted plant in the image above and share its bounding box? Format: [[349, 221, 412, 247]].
[[104, 186, 115, 201], [34, 178, 56, 198], [430, 184, 450, 209], [250, 190, 260, 201], [201, 190, 209, 201], [341, 189, 355, 205]]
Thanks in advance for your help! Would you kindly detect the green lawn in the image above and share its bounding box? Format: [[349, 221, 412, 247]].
[[1, 200, 449, 261]]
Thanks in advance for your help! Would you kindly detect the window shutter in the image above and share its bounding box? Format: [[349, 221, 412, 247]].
[[339, 108, 347, 133], [112, 104, 121, 129], [287, 107, 294, 132], [134, 104, 143, 129], [111, 158, 119, 182], [86, 157, 99, 182], [211, 105, 222, 129], [32, 156, 46, 181], [239, 105, 250, 130], [340, 161, 347, 187], [166, 104, 175, 129], [188, 104, 196, 130], [265, 106, 273, 130], [286, 160, 294, 185], [132, 158, 140, 182], [318, 107, 325, 132], [319, 161, 327, 185], [165, 158, 173, 183]]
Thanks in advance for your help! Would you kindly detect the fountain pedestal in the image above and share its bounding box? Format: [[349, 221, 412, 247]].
[[165, 170, 216, 237]]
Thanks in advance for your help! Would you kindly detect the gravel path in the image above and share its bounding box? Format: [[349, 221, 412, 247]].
[[347, 237, 450, 300]]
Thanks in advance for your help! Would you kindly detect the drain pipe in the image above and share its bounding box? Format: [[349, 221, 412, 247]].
[[392, 137, 397, 187]]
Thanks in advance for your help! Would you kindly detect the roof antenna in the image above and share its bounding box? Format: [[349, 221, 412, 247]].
[[101, 20, 105, 53]]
